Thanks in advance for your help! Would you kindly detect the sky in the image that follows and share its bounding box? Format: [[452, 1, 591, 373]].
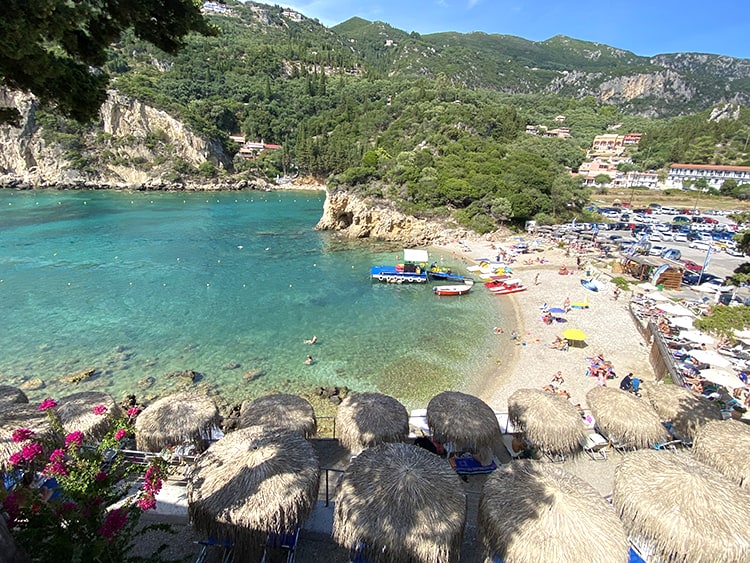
[[272, 0, 750, 59]]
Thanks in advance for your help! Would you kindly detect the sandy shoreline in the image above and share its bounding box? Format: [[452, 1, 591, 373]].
[[436, 235, 655, 413]]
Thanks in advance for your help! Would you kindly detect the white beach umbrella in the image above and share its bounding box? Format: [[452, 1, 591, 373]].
[[699, 369, 746, 390], [693, 283, 720, 293], [680, 331, 716, 345], [688, 349, 732, 368], [669, 316, 694, 330], [635, 282, 659, 292], [647, 293, 670, 302], [657, 303, 695, 317], [733, 329, 750, 340]]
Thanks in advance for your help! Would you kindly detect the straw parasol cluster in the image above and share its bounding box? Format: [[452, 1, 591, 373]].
[[56, 391, 122, 441], [613, 450, 750, 563], [478, 461, 629, 563], [642, 382, 721, 439], [333, 442, 466, 563], [507, 389, 585, 456], [336, 392, 408, 456], [692, 419, 750, 488], [427, 391, 499, 465], [0, 404, 62, 471], [187, 425, 320, 559], [0, 385, 28, 408], [586, 387, 667, 449], [135, 391, 220, 452], [238, 393, 317, 438]]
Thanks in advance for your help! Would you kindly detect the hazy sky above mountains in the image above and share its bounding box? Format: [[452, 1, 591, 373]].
[[275, 0, 749, 59]]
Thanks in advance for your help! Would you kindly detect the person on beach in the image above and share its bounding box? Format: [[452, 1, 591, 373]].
[[551, 371, 564, 384], [563, 297, 571, 312], [304, 335, 317, 344], [534, 272, 540, 285], [493, 327, 504, 334], [613, 287, 620, 301], [304, 355, 314, 365]]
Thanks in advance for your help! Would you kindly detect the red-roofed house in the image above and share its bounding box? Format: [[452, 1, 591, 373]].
[[665, 163, 750, 189]]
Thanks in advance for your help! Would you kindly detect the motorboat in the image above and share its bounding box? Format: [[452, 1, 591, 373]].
[[434, 283, 472, 296]]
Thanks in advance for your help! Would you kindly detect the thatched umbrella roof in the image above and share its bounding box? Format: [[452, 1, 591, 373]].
[[333, 442, 466, 563], [187, 426, 319, 559], [238, 393, 316, 438], [586, 387, 668, 449], [56, 391, 122, 441], [0, 404, 62, 471], [642, 382, 721, 439], [427, 391, 499, 464], [336, 392, 408, 455], [135, 392, 220, 452], [507, 389, 585, 455], [478, 461, 629, 563], [613, 450, 750, 562], [0, 385, 29, 408], [692, 419, 750, 488]]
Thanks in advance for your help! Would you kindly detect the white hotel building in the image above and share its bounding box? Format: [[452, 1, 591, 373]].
[[665, 163, 750, 189]]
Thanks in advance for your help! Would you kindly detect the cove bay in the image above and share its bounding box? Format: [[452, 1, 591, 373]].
[[0, 189, 499, 409]]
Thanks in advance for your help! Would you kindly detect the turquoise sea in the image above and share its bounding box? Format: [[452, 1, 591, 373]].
[[0, 189, 502, 410]]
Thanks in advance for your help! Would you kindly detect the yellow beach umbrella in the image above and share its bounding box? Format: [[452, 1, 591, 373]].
[[562, 329, 587, 341]]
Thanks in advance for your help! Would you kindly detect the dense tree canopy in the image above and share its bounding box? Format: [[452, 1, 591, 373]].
[[0, 0, 215, 122]]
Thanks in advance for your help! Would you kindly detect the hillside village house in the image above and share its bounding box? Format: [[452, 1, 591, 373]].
[[665, 163, 750, 189], [590, 133, 642, 155], [230, 135, 282, 159]]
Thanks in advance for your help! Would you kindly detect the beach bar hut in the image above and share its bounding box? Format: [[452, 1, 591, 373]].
[[188, 426, 320, 560], [238, 393, 317, 438], [507, 389, 585, 458], [135, 391, 220, 452], [336, 392, 408, 456], [642, 382, 721, 440], [613, 450, 750, 562], [56, 391, 122, 441], [0, 404, 62, 471], [333, 442, 466, 563], [479, 461, 629, 563], [586, 387, 668, 449], [0, 385, 28, 408], [692, 419, 750, 488], [427, 391, 499, 464]]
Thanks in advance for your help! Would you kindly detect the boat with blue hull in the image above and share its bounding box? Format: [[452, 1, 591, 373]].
[[370, 248, 429, 284]]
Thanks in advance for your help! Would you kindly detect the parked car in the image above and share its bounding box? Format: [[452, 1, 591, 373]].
[[726, 247, 745, 257], [648, 244, 666, 256], [661, 248, 681, 260], [673, 233, 689, 243], [682, 260, 702, 272], [689, 240, 713, 250], [682, 272, 723, 286]]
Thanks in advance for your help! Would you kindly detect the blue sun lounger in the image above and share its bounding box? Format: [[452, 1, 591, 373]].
[[449, 455, 497, 475]]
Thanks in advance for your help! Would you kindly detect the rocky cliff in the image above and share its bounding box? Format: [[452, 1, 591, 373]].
[[0, 89, 234, 189], [315, 189, 481, 244]]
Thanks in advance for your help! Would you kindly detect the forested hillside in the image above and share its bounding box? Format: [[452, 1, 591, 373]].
[[5, 0, 750, 230]]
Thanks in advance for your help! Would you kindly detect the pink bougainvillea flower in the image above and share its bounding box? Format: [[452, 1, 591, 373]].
[[92, 405, 108, 416], [21, 442, 43, 461], [126, 407, 141, 418], [135, 496, 157, 511], [114, 429, 128, 441], [65, 431, 84, 448], [38, 398, 58, 411], [98, 508, 128, 541], [94, 471, 108, 482], [11, 428, 35, 443], [8, 452, 23, 466]]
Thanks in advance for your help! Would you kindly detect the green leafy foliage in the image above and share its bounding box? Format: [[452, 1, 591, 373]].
[[694, 305, 750, 339]]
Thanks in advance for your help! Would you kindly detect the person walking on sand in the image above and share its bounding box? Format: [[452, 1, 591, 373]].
[[534, 272, 540, 285]]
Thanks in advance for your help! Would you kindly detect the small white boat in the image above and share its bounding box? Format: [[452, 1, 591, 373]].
[[434, 284, 472, 296]]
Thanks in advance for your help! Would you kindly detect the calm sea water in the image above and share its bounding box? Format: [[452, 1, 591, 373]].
[[0, 189, 501, 409]]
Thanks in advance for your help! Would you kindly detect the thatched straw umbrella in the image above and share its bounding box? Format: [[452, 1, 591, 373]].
[[336, 392, 408, 456], [187, 426, 319, 560], [333, 442, 466, 563], [135, 392, 220, 452], [0, 405, 62, 471], [56, 391, 122, 441], [642, 382, 721, 439], [238, 393, 317, 438], [507, 389, 585, 456], [692, 419, 750, 488], [586, 387, 668, 449], [478, 461, 629, 563], [0, 385, 29, 408], [426, 391, 499, 465], [613, 450, 750, 562]]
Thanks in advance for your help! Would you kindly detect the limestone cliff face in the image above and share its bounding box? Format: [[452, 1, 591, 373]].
[[0, 89, 231, 188], [316, 189, 475, 245]]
